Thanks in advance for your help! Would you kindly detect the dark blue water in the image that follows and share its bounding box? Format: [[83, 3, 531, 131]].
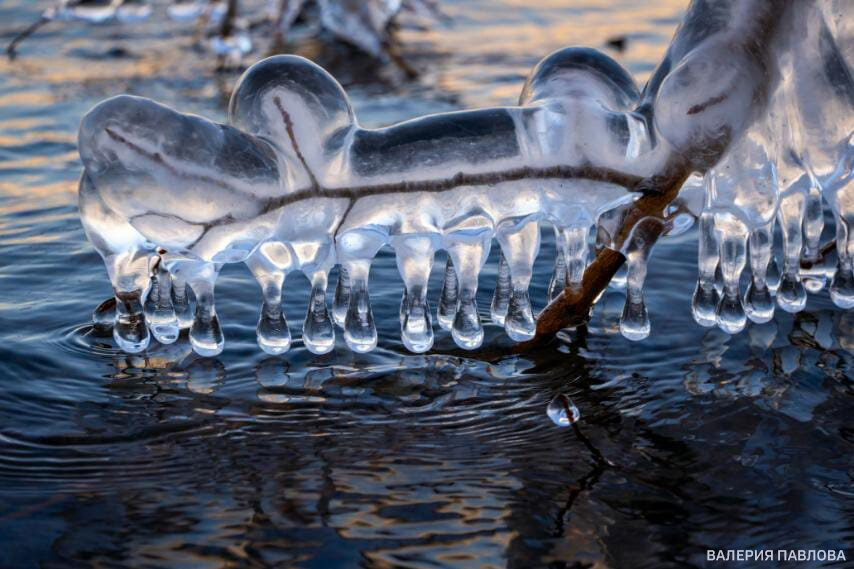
[[0, 1, 852, 567]]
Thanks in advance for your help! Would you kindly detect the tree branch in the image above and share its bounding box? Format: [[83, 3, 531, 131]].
[[515, 158, 691, 353]]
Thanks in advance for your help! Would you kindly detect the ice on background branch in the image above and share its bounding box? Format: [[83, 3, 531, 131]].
[[6, 0, 442, 67], [77, 0, 853, 357]]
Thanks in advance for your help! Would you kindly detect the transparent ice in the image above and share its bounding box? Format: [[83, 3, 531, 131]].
[[546, 394, 580, 427], [77, 0, 852, 357]]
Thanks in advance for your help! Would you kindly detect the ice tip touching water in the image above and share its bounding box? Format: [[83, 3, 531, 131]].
[[77, 0, 853, 358]]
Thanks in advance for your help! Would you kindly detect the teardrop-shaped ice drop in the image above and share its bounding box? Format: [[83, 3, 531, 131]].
[[619, 294, 650, 341], [332, 265, 350, 328], [801, 184, 825, 293], [401, 286, 434, 353], [343, 264, 377, 353], [92, 297, 116, 332], [547, 248, 567, 301], [147, 262, 179, 344], [188, 266, 224, 357], [744, 281, 774, 324], [246, 252, 290, 355], [716, 291, 747, 334], [490, 252, 511, 325], [437, 257, 458, 331], [777, 272, 807, 313], [114, 290, 150, 353], [303, 273, 335, 354], [392, 234, 437, 353], [745, 224, 775, 325], [546, 393, 580, 427], [452, 288, 483, 350], [691, 281, 719, 327], [257, 300, 291, 355], [505, 289, 535, 341], [830, 264, 854, 309]]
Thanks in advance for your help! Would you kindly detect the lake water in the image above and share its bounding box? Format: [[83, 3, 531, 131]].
[[0, 1, 852, 567]]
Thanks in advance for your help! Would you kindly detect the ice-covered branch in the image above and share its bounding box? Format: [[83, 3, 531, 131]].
[[77, 0, 852, 357]]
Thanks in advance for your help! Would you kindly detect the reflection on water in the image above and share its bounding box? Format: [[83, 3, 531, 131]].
[[0, 1, 852, 567]]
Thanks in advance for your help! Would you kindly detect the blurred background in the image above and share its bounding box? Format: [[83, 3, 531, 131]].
[[0, 1, 851, 568]]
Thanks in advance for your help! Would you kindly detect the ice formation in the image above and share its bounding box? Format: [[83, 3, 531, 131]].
[[77, 0, 852, 357], [10, 0, 439, 64]]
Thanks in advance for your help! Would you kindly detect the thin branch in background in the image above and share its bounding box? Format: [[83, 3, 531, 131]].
[[6, 14, 50, 60], [219, 0, 238, 39]]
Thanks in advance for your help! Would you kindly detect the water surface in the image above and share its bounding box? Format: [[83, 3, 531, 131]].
[[0, 1, 852, 567]]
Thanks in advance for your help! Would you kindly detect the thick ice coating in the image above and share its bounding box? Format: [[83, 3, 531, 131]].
[[79, 47, 657, 355], [78, 0, 853, 356]]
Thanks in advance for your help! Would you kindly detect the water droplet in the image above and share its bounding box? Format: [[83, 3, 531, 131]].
[[547, 394, 580, 427]]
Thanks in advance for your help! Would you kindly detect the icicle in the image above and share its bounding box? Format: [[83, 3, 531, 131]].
[[692, 212, 719, 327], [490, 252, 511, 325], [619, 218, 656, 341], [303, 271, 335, 354], [445, 232, 491, 350], [337, 229, 384, 353], [343, 260, 377, 353], [437, 257, 458, 331], [777, 190, 807, 312], [715, 213, 748, 334], [332, 265, 350, 328], [185, 263, 224, 357], [830, 214, 854, 308], [547, 231, 567, 302], [801, 182, 826, 293], [109, 251, 152, 353], [496, 218, 540, 342], [715, 215, 749, 334], [246, 251, 291, 355], [393, 235, 437, 353], [563, 225, 590, 288], [144, 257, 179, 344], [744, 221, 775, 324], [766, 255, 781, 294]]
